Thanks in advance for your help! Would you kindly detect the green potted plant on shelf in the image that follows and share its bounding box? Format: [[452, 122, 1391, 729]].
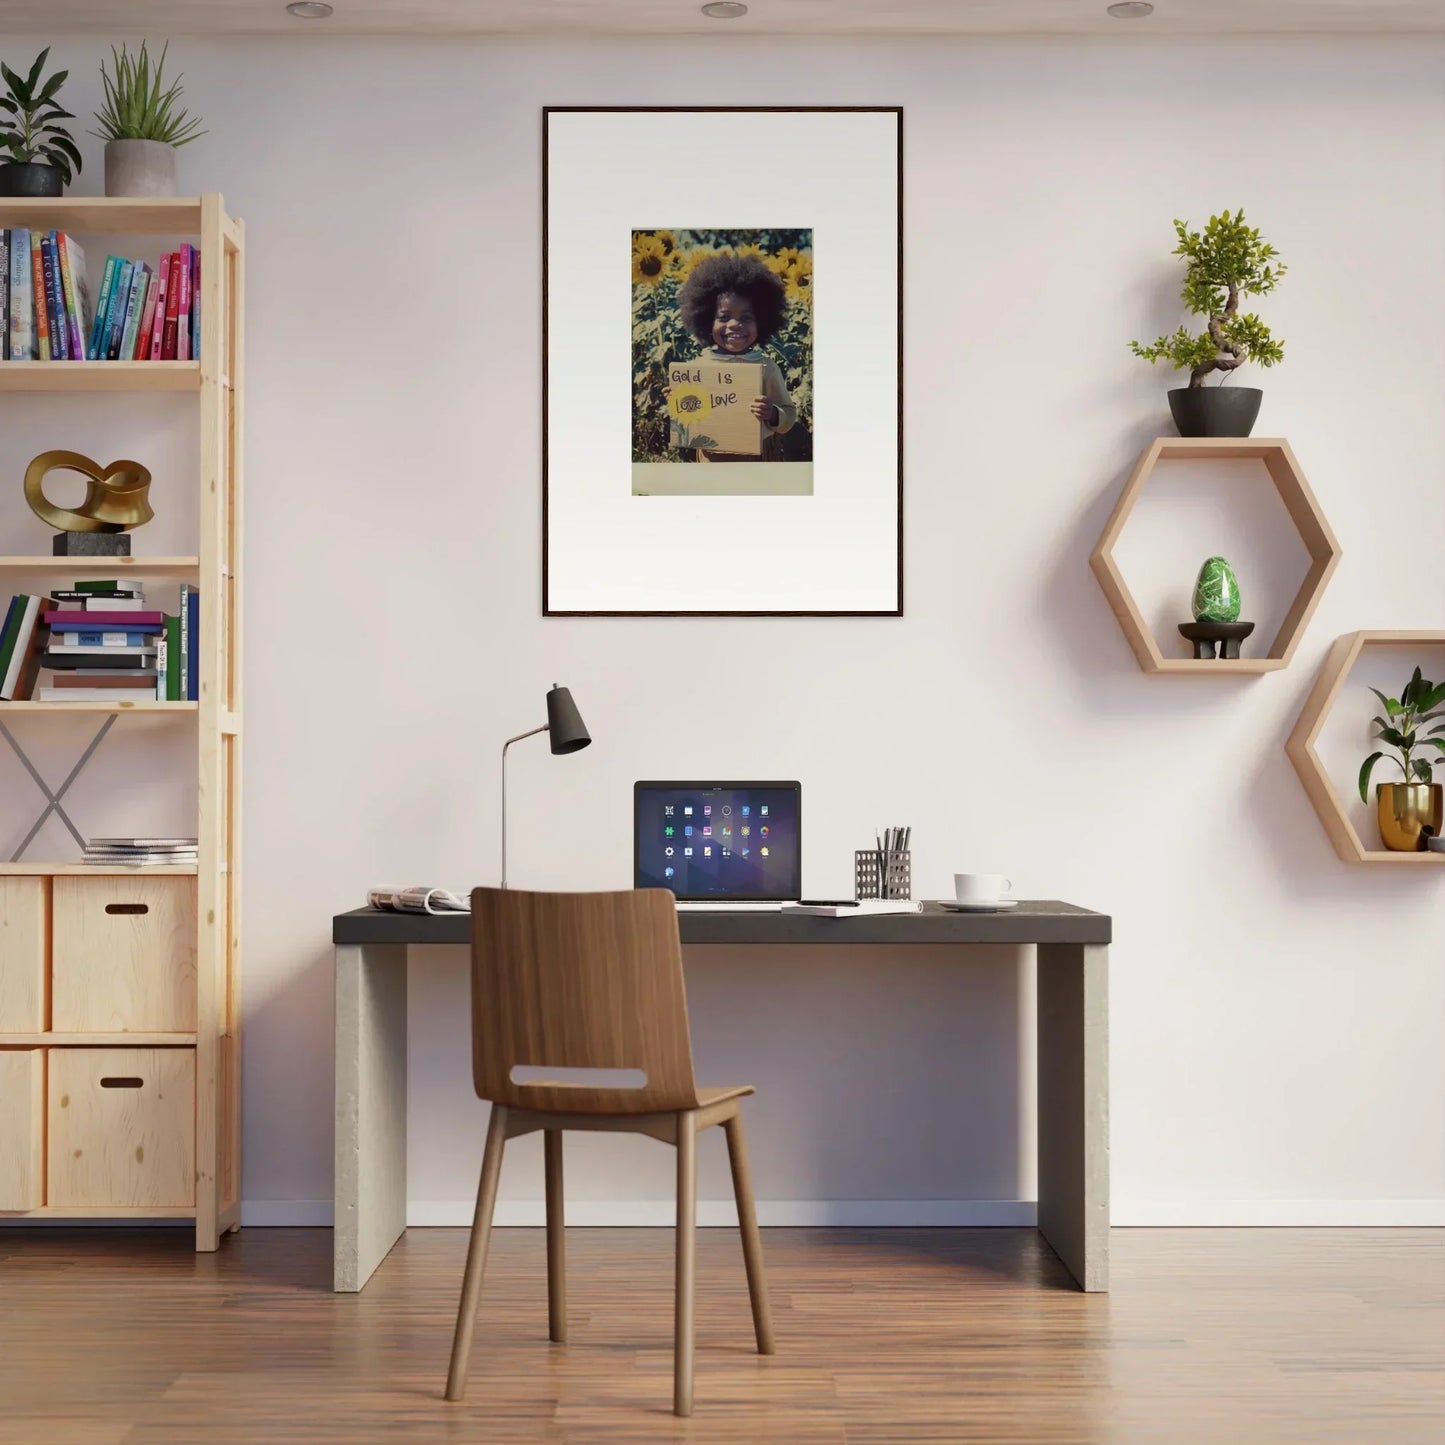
[[92, 42, 205, 198], [1130, 210, 1285, 439], [0, 49, 82, 197], [1359, 667, 1445, 852]]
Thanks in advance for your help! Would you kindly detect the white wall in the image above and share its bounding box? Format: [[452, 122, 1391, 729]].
[[2, 33, 1441, 1226]]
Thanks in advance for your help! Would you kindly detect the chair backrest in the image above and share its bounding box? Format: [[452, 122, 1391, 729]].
[[469, 887, 702, 1115]]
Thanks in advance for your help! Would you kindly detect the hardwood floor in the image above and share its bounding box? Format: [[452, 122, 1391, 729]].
[[0, 1227, 1441, 1444]]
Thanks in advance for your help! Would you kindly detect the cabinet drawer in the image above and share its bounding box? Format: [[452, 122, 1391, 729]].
[[0, 877, 47, 1032], [51, 876, 196, 1033], [0, 1049, 44, 1211], [48, 1047, 195, 1208]]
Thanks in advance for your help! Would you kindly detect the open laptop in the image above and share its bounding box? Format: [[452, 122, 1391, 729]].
[[634, 781, 802, 910]]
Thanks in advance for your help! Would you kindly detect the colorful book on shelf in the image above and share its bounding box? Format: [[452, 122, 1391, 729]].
[[29, 233, 49, 362], [40, 234, 66, 360], [118, 263, 150, 363], [181, 585, 199, 702], [49, 670, 158, 688], [37, 686, 157, 702], [176, 244, 193, 363], [87, 254, 119, 359], [162, 252, 181, 359], [1, 595, 46, 700], [163, 614, 181, 701], [41, 647, 156, 669], [147, 254, 170, 359], [52, 631, 157, 647], [0, 229, 8, 360], [8, 229, 33, 359], [56, 233, 89, 361], [190, 248, 200, 360], [102, 259, 134, 361], [45, 610, 165, 628], [135, 264, 160, 359], [0, 596, 24, 680]]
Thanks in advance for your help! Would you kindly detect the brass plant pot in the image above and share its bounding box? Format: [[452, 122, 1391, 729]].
[[1376, 782, 1444, 852]]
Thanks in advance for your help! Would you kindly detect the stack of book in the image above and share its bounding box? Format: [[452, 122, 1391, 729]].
[[83, 836, 198, 868], [0, 580, 200, 702], [1, 230, 200, 362]]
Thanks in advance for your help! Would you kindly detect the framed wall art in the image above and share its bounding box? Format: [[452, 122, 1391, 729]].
[[543, 106, 903, 616]]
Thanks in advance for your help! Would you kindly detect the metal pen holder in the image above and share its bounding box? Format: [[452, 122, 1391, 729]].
[[855, 849, 911, 901]]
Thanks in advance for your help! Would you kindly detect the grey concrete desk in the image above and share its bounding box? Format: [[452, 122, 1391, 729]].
[[332, 900, 1110, 1293]]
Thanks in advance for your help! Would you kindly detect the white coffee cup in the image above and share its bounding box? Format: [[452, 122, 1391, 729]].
[[954, 873, 1012, 906]]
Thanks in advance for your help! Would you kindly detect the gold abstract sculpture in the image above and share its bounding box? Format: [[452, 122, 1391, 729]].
[[24, 450, 154, 534]]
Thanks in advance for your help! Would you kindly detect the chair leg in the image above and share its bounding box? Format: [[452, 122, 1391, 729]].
[[724, 1110, 776, 1355], [544, 1128, 566, 1343], [674, 1109, 698, 1418], [445, 1104, 509, 1402]]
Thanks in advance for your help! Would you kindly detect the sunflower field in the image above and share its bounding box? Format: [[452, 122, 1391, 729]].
[[631, 228, 814, 463]]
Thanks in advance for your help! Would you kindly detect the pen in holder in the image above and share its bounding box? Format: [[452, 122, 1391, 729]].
[[855, 848, 912, 901]]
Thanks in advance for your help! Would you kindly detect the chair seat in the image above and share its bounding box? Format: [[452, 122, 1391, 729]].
[[695, 1084, 755, 1109]]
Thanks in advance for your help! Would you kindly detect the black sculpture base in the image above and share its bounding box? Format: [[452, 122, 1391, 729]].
[[52, 532, 131, 557], [1178, 620, 1256, 660]]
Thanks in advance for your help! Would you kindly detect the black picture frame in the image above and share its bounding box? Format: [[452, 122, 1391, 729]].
[[542, 105, 904, 618]]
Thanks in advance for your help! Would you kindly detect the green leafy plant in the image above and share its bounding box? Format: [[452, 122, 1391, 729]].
[[92, 42, 205, 148], [0, 48, 82, 183], [1358, 668, 1445, 802], [1131, 210, 1285, 388]]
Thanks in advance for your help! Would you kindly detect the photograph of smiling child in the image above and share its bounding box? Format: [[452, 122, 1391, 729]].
[[631, 228, 813, 496]]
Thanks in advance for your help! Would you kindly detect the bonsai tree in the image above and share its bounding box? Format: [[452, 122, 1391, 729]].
[[1131, 210, 1284, 388], [92, 42, 205, 149], [0, 48, 82, 184], [1358, 667, 1445, 802]]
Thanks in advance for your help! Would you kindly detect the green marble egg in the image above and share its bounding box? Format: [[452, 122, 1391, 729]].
[[1192, 556, 1241, 623]]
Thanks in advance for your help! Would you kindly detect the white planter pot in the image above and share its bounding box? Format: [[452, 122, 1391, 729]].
[[104, 139, 177, 198]]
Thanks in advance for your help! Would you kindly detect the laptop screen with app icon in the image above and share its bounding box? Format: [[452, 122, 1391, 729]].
[[634, 781, 801, 901]]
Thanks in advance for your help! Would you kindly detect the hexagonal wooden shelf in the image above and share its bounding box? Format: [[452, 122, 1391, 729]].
[[1286, 630, 1445, 867], [1090, 437, 1342, 674]]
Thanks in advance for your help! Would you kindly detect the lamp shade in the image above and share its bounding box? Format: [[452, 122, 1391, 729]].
[[546, 684, 591, 754]]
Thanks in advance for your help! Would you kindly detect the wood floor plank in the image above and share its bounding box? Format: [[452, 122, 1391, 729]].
[[0, 1227, 1439, 1444]]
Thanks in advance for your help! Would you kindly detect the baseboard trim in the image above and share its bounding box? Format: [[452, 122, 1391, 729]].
[[1114, 1200, 1445, 1227], [235, 1198, 1445, 1229]]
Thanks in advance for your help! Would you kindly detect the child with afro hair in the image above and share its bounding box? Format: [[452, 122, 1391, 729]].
[[674, 251, 797, 462]]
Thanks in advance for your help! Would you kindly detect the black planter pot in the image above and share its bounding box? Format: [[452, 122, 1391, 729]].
[[1167, 386, 1263, 438], [0, 162, 65, 197]]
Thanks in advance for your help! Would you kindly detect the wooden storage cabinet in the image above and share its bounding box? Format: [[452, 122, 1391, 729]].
[[0, 1049, 44, 1210], [0, 877, 47, 1031], [51, 876, 198, 1033], [47, 1048, 196, 1208]]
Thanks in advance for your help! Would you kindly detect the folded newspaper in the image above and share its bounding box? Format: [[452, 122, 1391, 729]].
[[367, 886, 471, 915]]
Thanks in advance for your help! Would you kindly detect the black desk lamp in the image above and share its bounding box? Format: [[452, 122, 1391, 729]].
[[500, 684, 591, 888]]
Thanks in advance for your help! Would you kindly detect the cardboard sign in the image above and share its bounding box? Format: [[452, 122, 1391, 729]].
[[667, 360, 765, 456]]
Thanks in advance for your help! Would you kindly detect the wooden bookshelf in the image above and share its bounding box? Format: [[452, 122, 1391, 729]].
[[0, 863, 199, 876], [0, 700, 199, 713], [0, 361, 200, 392], [0, 195, 244, 1250], [1286, 631, 1445, 868], [1090, 438, 1343, 674], [0, 556, 200, 574]]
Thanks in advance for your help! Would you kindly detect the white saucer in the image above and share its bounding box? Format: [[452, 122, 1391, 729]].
[[936, 898, 1018, 912]]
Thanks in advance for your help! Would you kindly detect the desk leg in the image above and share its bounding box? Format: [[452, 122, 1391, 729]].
[[334, 942, 409, 1292], [1036, 943, 1109, 1291]]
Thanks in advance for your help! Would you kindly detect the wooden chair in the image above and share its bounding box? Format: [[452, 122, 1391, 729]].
[[444, 887, 776, 1417]]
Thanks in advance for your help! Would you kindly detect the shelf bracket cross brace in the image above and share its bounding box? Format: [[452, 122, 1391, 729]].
[[1, 716, 117, 861]]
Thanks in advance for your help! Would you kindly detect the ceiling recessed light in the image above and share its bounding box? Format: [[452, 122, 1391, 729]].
[[286, 1, 334, 17], [701, 2, 748, 17], [1106, 1, 1154, 16]]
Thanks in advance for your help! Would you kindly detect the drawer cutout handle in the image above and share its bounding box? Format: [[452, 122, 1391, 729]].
[[105, 903, 149, 916], [100, 1076, 144, 1089]]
